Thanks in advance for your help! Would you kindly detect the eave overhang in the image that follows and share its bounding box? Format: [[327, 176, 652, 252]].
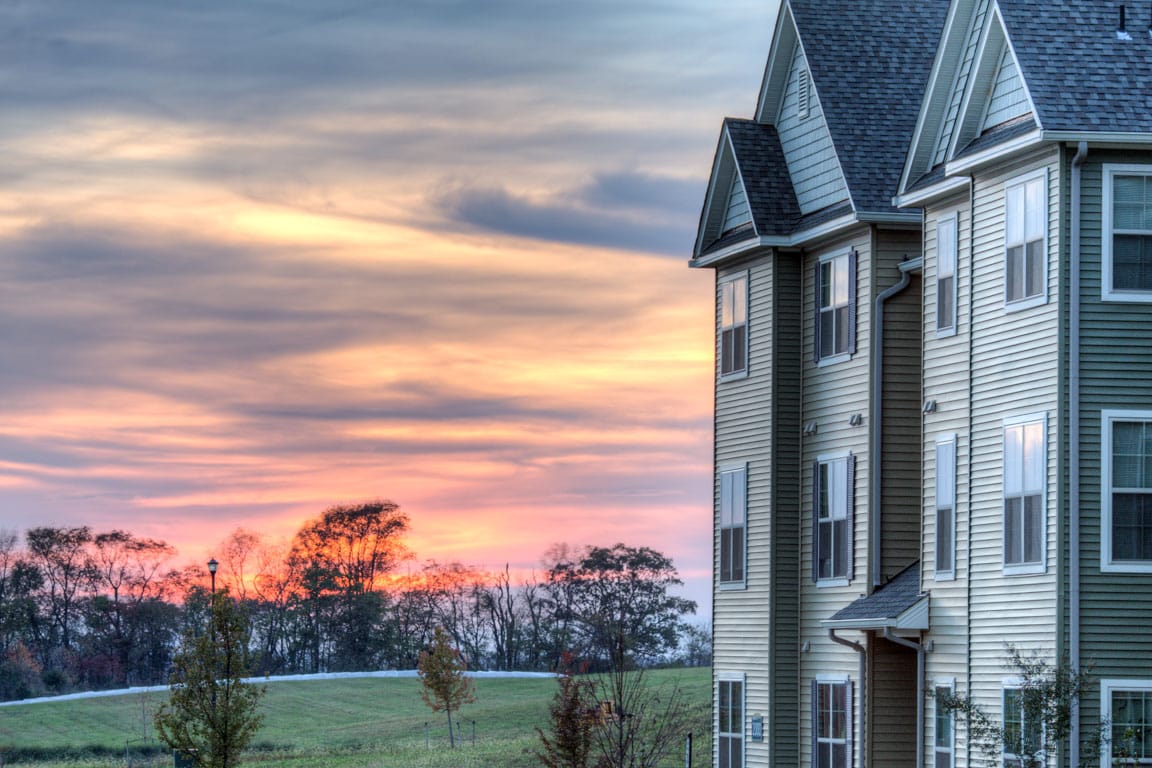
[[821, 594, 930, 632]]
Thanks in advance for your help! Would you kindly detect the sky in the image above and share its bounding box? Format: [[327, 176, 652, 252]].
[[0, 0, 778, 614]]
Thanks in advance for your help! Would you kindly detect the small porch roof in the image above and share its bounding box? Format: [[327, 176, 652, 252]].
[[821, 563, 929, 631]]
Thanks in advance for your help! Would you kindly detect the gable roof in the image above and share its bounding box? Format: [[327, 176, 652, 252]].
[[726, 119, 803, 237], [999, 0, 1152, 134], [782, 0, 949, 213], [822, 561, 929, 631]]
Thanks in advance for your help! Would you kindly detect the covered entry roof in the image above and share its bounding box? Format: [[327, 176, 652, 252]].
[[822, 563, 928, 631]]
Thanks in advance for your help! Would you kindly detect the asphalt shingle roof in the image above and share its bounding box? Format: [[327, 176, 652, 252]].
[[828, 562, 923, 623], [725, 118, 802, 238], [999, 0, 1152, 133], [789, 0, 948, 213]]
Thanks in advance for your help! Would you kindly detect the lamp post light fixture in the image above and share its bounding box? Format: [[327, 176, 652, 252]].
[[207, 558, 218, 594]]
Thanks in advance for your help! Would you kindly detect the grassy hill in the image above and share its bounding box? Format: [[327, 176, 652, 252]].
[[0, 667, 711, 767]]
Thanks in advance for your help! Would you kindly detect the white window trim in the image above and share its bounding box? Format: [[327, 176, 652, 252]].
[[813, 676, 852, 768], [1100, 679, 1152, 768], [719, 462, 749, 590], [1003, 168, 1049, 312], [815, 251, 852, 368], [717, 671, 746, 768], [936, 212, 960, 337], [1002, 413, 1047, 576], [719, 271, 749, 382], [1102, 164, 1152, 302], [815, 449, 852, 588], [1100, 410, 1152, 573], [935, 434, 958, 581], [934, 678, 957, 768]]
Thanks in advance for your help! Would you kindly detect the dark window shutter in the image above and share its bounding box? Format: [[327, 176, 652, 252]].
[[847, 249, 858, 356], [846, 454, 856, 582], [812, 460, 821, 582], [846, 680, 855, 768], [811, 679, 819, 768], [813, 261, 822, 364]]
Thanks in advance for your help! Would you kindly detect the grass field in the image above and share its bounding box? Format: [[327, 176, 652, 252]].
[[0, 667, 711, 767]]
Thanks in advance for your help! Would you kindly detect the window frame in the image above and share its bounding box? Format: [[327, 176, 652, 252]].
[[1002, 414, 1047, 576], [719, 463, 748, 588], [1002, 681, 1043, 768], [1102, 164, 1152, 302], [1003, 169, 1048, 312], [936, 212, 959, 335], [719, 271, 749, 381], [1100, 679, 1152, 767], [812, 451, 854, 587], [812, 676, 853, 768], [1101, 410, 1152, 573], [718, 673, 745, 768], [934, 679, 956, 768], [813, 250, 856, 366], [935, 434, 957, 581]]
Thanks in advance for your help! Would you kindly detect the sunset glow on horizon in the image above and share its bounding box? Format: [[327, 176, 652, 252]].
[[0, 0, 779, 611]]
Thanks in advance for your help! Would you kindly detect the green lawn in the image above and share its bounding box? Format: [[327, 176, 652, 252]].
[[0, 668, 711, 767]]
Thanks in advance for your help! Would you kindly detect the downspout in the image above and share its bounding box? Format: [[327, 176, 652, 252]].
[[872, 257, 923, 587], [883, 629, 925, 768], [1069, 140, 1088, 768], [829, 629, 868, 768]]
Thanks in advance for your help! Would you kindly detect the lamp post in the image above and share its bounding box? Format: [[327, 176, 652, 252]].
[[207, 558, 218, 595], [207, 557, 219, 720]]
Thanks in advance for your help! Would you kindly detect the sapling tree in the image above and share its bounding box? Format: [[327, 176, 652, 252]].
[[417, 625, 476, 749], [536, 652, 598, 768], [154, 589, 265, 768]]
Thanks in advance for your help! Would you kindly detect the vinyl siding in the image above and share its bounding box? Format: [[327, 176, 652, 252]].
[[932, 0, 992, 166], [981, 44, 1029, 130], [1072, 149, 1152, 738], [713, 249, 801, 768], [966, 146, 1061, 719], [777, 42, 848, 215]]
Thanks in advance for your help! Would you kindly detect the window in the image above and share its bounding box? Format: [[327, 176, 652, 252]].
[[814, 251, 856, 364], [1003, 417, 1045, 573], [718, 678, 744, 768], [934, 682, 955, 768], [1103, 165, 1152, 301], [720, 273, 748, 378], [813, 679, 852, 768], [937, 214, 958, 333], [1102, 411, 1152, 572], [1004, 172, 1047, 307], [813, 454, 854, 584], [720, 465, 747, 585], [1101, 680, 1152, 765], [1003, 686, 1041, 768], [936, 436, 957, 580]]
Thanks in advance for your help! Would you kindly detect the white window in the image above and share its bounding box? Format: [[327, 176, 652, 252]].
[[718, 677, 744, 768], [934, 681, 955, 768], [813, 454, 854, 584], [937, 214, 958, 334], [1101, 411, 1152, 572], [814, 251, 855, 364], [814, 679, 852, 768], [1004, 171, 1047, 308], [1003, 416, 1046, 573], [1003, 685, 1042, 768], [720, 465, 747, 586], [1103, 165, 1152, 301], [935, 436, 957, 580], [720, 273, 748, 379], [1101, 679, 1152, 766]]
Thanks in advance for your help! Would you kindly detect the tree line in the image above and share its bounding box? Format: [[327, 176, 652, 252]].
[[0, 500, 708, 701]]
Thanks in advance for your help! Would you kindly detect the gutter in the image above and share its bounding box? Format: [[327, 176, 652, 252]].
[[828, 629, 867, 768], [871, 257, 923, 587], [1069, 139, 1088, 768], [883, 629, 925, 768]]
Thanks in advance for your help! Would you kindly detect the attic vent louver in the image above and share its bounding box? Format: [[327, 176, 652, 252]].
[[1118, 4, 1133, 39]]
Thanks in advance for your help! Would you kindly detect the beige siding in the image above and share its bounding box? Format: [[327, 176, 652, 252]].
[[966, 147, 1061, 720], [713, 249, 801, 768], [777, 42, 849, 214]]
